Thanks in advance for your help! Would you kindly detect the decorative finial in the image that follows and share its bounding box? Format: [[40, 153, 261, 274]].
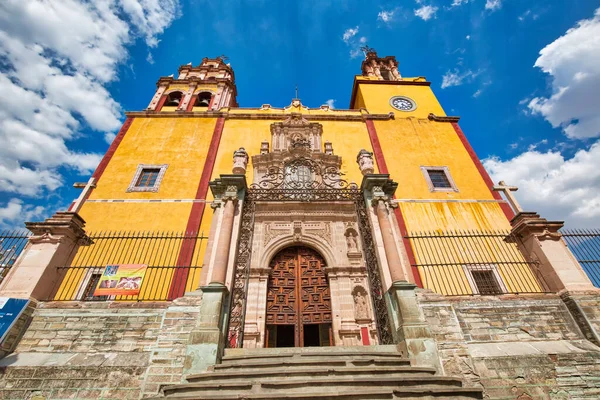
[[295, 85, 299, 99], [360, 45, 376, 56], [217, 54, 229, 62], [232, 147, 249, 174]]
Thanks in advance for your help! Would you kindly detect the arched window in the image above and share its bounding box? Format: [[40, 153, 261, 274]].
[[380, 68, 393, 80], [165, 91, 183, 107], [194, 92, 212, 107]]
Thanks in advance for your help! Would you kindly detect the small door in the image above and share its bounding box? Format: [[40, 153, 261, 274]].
[[265, 246, 332, 347]]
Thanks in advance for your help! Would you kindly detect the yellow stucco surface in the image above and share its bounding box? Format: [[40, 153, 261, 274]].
[[64, 76, 538, 300]]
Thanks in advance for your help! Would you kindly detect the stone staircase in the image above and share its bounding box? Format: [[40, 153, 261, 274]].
[[155, 346, 483, 399]]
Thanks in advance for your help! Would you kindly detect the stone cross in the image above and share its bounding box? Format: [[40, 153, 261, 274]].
[[70, 177, 96, 213], [493, 180, 523, 214]]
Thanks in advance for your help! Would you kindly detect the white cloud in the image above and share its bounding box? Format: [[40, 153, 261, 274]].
[[0, 198, 45, 227], [441, 69, 480, 88], [518, 10, 531, 21], [527, 8, 600, 139], [414, 5, 438, 21], [342, 26, 359, 43], [0, 0, 180, 224], [466, 35, 471, 40], [451, 0, 470, 6], [485, 0, 502, 11], [325, 99, 335, 109], [473, 89, 483, 97], [484, 142, 600, 227], [350, 49, 363, 59], [378, 10, 395, 23]]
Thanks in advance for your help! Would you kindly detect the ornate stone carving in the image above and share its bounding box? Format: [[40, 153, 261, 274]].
[[345, 228, 360, 252], [304, 222, 332, 246], [353, 286, 370, 320], [232, 147, 249, 174], [263, 223, 290, 246], [357, 149, 374, 175]]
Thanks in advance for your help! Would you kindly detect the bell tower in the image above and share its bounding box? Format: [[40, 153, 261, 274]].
[[146, 56, 238, 112], [349, 48, 445, 118]]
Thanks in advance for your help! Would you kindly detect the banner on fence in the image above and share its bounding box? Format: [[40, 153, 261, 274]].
[[94, 264, 148, 296]]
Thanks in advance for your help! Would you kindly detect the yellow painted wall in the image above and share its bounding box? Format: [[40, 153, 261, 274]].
[[356, 80, 446, 117], [355, 79, 540, 295]]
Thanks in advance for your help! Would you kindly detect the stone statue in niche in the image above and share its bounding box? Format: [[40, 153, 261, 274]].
[[353, 287, 369, 320], [232, 147, 249, 174], [356, 149, 374, 175], [346, 230, 359, 252]]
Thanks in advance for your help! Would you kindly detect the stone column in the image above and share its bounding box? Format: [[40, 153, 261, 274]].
[[184, 174, 247, 376], [511, 212, 595, 292], [362, 175, 442, 371], [0, 212, 90, 300], [374, 199, 406, 283]]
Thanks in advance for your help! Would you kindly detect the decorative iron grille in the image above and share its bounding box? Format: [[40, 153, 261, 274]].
[[562, 229, 600, 288], [406, 230, 550, 296], [50, 231, 207, 301], [225, 188, 394, 348], [0, 229, 31, 284]]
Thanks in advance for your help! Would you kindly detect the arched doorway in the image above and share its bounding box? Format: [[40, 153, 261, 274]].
[[265, 246, 332, 347]]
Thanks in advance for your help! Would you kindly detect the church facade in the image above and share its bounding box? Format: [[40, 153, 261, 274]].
[[1, 52, 600, 399]]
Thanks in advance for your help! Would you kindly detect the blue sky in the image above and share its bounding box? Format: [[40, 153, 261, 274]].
[[1, 0, 600, 228]]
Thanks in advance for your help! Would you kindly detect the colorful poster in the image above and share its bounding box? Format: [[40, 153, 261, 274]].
[[93, 264, 147, 296]]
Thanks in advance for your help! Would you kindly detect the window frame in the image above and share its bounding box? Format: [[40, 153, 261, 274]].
[[75, 267, 115, 301], [420, 166, 459, 192], [462, 264, 507, 295], [127, 164, 168, 193]]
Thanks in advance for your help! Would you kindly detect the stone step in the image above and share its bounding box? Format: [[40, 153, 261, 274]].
[[214, 357, 412, 371], [188, 366, 438, 383], [163, 376, 468, 398], [222, 345, 402, 361], [154, 386, 483, 399]]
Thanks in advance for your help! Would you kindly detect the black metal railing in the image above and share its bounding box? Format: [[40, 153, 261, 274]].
[[0, 229, 31, 284], [406, 230, 549, 296], [562, 229, 600, 288], [51, 231, 207, 301]]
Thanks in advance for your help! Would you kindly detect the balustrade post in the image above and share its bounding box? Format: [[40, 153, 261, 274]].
[[0, 212, 89, 301], [0, 212, 89, 357], [511, 212, 595, 292]]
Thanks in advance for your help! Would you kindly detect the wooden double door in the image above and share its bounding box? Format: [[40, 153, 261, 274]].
[[265, 246, 332, 347]]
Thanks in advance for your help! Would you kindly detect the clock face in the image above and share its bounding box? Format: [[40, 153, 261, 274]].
[[390, 96, 416, 111]]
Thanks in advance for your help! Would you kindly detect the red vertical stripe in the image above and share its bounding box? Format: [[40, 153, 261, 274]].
[[364, 120, 423, 288], [155, 95, 167, 112], [93, 117, 133, 181], [186, 95, 197, 111], [361, 326, 370, 345], [168, 117, 226, 299], [451, 122, 514, 221]]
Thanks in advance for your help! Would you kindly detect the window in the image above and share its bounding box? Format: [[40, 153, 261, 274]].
[[83, 274, 108, 301], [194, 92, 213, 107], [380, 68, 393, 80], [127, 164, 168, 192], [421, 166, 458, 192], [463, 265, 507, 295], [164, 91, 183, 107], [136, 168, 160, 187]]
